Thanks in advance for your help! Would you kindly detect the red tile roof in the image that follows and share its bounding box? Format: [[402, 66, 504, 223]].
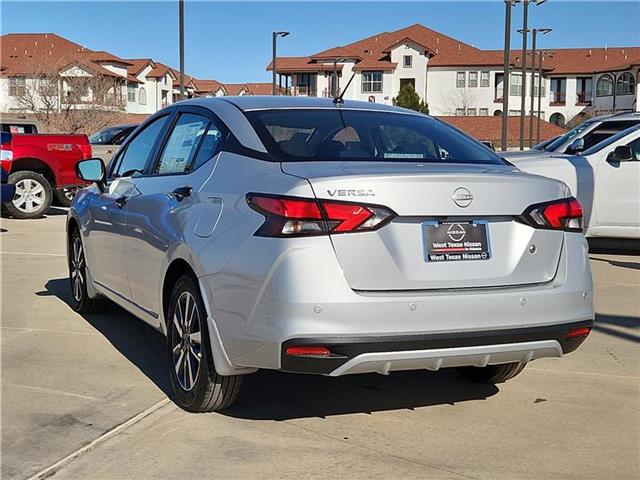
[[268, 24, 640, 75], [244, 82, 285, 95], [224, 83, 249, 95], [192, 78, 225, 94], [437, 116, 565, 146], [125, 58, 156, 78], [0, 33, 128, 79]]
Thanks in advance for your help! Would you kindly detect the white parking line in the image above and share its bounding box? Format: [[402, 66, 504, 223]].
[[4, 383, 98, 401], [0, 251, 65, 257], [25, 398, 171, 480]]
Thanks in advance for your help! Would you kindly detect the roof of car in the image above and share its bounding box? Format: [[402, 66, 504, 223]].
[[589, 111, 640, 123], [181, 95, 421, 115]]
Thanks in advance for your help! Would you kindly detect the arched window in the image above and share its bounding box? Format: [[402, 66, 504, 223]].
[[616, 72, 635, 96], [138, 87, 147, 105], [549, 112, 565, 128], [596, 74, 613, 97], [493, 109, 502, 116]]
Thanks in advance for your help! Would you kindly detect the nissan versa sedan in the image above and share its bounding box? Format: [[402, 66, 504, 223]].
[[67, 97, 594, 412]]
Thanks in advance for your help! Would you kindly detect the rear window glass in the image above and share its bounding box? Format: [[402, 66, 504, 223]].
[[245, 109, 504, 165]]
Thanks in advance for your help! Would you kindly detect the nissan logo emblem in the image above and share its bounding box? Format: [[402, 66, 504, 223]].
[[452, 187, 474, 208]]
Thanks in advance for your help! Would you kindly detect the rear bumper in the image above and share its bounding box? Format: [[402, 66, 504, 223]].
[[281, 320, 592, 375]]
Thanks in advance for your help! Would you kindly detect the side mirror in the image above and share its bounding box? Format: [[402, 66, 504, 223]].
[[76, 158, 105, 186], [568, 137, 585, 154], [608, 145, 634, 163]]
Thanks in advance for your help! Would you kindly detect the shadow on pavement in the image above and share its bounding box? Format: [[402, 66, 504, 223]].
[[41, 278, 173, 399], [594, 313, 640, 344], [41, 277, 500, 420], [588, 238, 639, 255], [590, 256, 640, 270], [45, 206, 69, 216]]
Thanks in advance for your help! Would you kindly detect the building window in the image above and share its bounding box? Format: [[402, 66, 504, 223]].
[[138, 87, 147, 105], [127, 83, 136, 102], [480, 71, 490, 87], [479, 108, 489, 116], [456, 72, 466, 88], [495, 73, 504, 99], [531, 75, 546, 97], [576, 77, 592, 105], [596, 74, 613, 96], [467, 108, 477, 116], [403, 55, 412, 68], [468, 72, 478, 88], [361, 71, 383, 93], [510, 74, 522, 96], [550, 77, 567, 104], [9, 77, 26, 97], [455, 108, 465, 116], [509, 110, 520, 116], [616, 72, 634, 95]]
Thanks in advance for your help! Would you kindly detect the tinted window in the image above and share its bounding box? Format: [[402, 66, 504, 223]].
[[628, 137, 640, 161], [1, 123, 37, 134], [545, 122, 594, 151], [112, 115, 169, 178], [246, 109, 503, 165], [154, 113, 223, 175], [581, 124, 640, 156], [90, 126, 129, 145]]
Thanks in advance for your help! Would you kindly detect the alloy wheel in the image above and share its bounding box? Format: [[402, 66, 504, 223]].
[[13, 178, 45, 213], [171, 291, 203, 391], [70, 237, 85, 302]]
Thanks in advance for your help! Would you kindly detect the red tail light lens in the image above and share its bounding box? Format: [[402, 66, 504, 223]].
[[247, 193, 395, 237], [285, 346, 332, 357], [566, 327, 591, 339], [522, 197, 583, 232], [79, 143, 93, 159]]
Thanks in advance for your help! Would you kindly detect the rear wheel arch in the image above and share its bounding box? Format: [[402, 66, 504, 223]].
[[10, 157, 56, 187], [162, 259, 198, 331]]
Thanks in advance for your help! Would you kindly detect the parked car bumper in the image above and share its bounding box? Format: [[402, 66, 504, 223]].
[[203, 232, 593, 374]]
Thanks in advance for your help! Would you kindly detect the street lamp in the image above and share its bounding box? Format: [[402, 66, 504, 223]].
[[525, 27, 552, 147], [518, 0, 547, 150], [178, 0, 185, 101], [501, 0, 520, 152], [272, 31, 290, 95]]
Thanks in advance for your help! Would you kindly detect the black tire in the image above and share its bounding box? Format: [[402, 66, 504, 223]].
[[69, 228, 107, 313], [54, 187, 78, 208], [457, 362, 527, 384], [5, 171, 53, 219], [167, 275, 242, 412]]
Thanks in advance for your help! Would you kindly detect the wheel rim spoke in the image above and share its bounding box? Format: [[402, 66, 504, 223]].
[[172, 314, 183, 337], [172, 291, 202, 392]]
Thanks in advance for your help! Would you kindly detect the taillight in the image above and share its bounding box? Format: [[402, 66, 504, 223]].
[[247, 193, 395, 237], [521, 197, 583, 232], [0, 140, 12, 174], [79, 143, 92, 159]]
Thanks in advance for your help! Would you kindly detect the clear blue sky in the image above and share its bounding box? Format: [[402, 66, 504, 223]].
[[2, 1, 639, 83]]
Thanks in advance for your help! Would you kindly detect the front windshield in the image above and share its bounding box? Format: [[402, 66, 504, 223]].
[[581, 124, 640, 156], [246, 109, 505, 165], [544, 121, 595, 152], [89, 126, 126, 145]]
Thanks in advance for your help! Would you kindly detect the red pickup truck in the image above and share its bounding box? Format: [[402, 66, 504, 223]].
[[0, 132, 92, 218]]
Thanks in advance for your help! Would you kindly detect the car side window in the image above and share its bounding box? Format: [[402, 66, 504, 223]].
[[112, 115, 169, 178], [154, 113, 222, 175], [627, 137, 640, 161]]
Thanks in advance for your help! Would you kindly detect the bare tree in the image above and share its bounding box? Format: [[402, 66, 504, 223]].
[[438, 88, 479, 116], [14, 58, 126, 134]]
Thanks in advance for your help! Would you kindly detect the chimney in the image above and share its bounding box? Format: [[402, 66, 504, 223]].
[[587, 49, 592, 56], [45, 33, 48, 39], [457, 44, 461, 50], [374, 37, 378, 42], [34, 41, 38, 46], [436, 36, 440, 43]]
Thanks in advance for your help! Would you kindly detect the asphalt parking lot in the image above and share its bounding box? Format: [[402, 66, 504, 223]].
[[1, 210, 639, 480]]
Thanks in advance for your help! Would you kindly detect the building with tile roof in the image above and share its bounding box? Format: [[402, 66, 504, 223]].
[[268, 23, 640, 126]]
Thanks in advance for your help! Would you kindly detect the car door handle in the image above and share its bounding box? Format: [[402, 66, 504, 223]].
[[115, 196, 128, 209], [170, 186, 192, 200]]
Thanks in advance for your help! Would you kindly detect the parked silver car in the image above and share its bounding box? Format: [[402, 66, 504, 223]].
[[68, 97, 593, 412]]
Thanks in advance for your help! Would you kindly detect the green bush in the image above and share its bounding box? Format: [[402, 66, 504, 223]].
[[392, 83, 429, 114]]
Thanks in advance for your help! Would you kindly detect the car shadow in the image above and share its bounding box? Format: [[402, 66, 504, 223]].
[[590, 256, 640, 270], [45, 206, 69, 216], [40, 278, 173, 399], [594, 313, 640, 344], [588, 238, 639, 256], [42, 277, 501, 419]]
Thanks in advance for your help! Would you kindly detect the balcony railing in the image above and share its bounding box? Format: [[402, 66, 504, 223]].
[[287, 86, 317, 97], [322, 88, 341, 98]]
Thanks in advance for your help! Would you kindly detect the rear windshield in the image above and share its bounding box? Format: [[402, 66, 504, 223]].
[[245, 109, 504, 165]]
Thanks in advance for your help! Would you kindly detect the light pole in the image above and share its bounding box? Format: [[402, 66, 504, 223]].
[[528, 28, 551, 147], [536, 50, 553, 144], [518, 0, 546, 150], [272, 31, 290, 95], [501, 0, 519, 152], [178, 0, 184, 101]]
